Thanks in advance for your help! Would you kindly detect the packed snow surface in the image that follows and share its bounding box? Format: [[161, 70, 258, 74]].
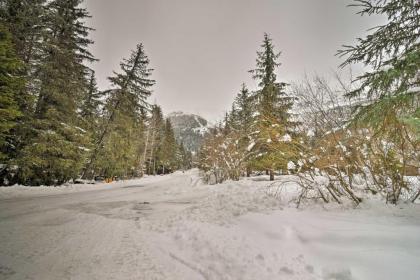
[[0, 169, 419, 279]]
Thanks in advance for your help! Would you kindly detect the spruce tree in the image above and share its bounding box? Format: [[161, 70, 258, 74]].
[[0, 23, 23, 162], [1, 0, 46, 113], [0, 0, 47, 170], [249, 33, 280, 88], [177, 142, 192, 171], [92, 44, 155, 179], [338, 0, 419, 133], [81, 70, 102, 127], [146, 105, 164, 175], [338, 0, 419, 203], [160, 118, 177, 174], [233, 83, 255, 176], [248, 34, 299, 180], [16, 0, 95, 185], [0, 0, 45, 65], [234, 83, 254, 134]]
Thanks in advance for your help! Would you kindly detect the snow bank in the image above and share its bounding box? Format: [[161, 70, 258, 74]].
[[2, 169, 419, 279], [0, 175, 162, 200], [137, 171, 420, 280], [0, 183, 110, 199]]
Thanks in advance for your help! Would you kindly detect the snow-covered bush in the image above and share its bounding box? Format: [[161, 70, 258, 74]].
[[198, 128, 247, 184], [292, 73, 419, 205]]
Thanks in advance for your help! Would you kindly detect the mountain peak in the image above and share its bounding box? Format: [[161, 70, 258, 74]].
[[167, 112, 209, 152]]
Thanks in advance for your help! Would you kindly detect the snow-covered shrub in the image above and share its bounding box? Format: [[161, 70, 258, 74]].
[[198, 128, 247, 183], [292, 72, 419, 205]]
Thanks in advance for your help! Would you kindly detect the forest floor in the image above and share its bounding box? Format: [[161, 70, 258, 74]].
[[0, 169, 419, 280]]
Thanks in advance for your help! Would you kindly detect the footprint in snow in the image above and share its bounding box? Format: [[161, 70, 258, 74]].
[[255, 254, 265, 266], [279, 266, 294, 275]]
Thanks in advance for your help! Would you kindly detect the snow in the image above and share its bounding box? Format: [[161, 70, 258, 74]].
[[192, 115, 209, 135], [407, 86, 420, 93], [281, 133, 292, 142], [75, 126, 87, 133], [78, 146, 91, 152], [247, 141, 255, 151], [1, 170, 419, 279], [0, 176, 157, 199], [307, 129, 315, 137], [288, 161, 296, 170]]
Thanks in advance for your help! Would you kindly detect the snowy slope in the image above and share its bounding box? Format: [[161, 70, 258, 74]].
[[1, 170, 419, 279], [168, 111, 209, 152]]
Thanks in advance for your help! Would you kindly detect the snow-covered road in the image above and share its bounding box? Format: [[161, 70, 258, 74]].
[[0, 173, 206, 279], [1, 170, 419, 280]]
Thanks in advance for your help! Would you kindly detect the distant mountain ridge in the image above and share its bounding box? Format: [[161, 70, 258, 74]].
[[168, 111, 209, 153]]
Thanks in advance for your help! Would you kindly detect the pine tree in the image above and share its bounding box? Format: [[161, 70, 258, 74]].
[[226, 104, 240, 132], [107, 44, 154, 110], [249, 33, 281, 88], [176, 142, 192, 171], [85, 44, 155, 178], [0, 0, 45, 65], [338, 0, 419, 132], [248, 34, 299, 180], [16, 0, 95, 185], [146, 105, 164, 175], [234, 83, 254, 134], [81, 70, 103, 130], [160, 118, 177, 174], [233, 83, 255, 176], [0, 23, 23, 162], [0, 0, 47, 169], [338, 0, 419, 203], [1, 0, 46, 113]]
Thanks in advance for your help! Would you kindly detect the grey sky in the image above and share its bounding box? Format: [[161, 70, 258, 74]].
[[84, 0, 384, 121]]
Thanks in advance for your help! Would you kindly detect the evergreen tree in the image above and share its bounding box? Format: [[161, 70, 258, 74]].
[[226, 104, 240, 132], [1, 0, 46, 113], [249, 33, 281, 88], [177, 142, 192, 171], [78, 70, 104, 176], [248, 34, 299, 180], [1, 0, 47, 169], [108, 44, 154, 111], [0, 23, 23, 162], [233, 83, 255, 176], [0, 0, 45, 65], [81, 70, 103, 130], [92, 44, 155, 179], [338, 0, 419, 203], [16, 0, 95, 185], [338, 0, 419, 132], [160, 118, 177, 173], [145, 105, 164, 175], [234, 83, 254, 134]]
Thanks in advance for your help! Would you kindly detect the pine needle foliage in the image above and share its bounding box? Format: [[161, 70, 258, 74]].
[[338, 0, 419, 131]]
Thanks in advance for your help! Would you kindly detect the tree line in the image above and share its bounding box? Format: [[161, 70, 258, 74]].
[[0, 0, 191, 185], [198, 0, 419, 205]]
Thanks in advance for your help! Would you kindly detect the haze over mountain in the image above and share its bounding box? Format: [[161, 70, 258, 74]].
[[168, 112, 209, 153]]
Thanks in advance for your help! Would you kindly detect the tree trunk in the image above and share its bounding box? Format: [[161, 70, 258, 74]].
[[148, 132, 156, 175], [269, 169, 274, 181], [265, 169, 269, 175], [140, 127, 150, 177], [246, 166, 251, 177]]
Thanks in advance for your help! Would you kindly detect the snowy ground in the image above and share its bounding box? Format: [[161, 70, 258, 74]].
[[0, 169, 419, 280]]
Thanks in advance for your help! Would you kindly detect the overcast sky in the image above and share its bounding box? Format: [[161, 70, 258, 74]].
[[84, 0, 384, 121]]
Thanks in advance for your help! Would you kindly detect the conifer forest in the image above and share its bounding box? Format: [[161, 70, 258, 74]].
[[0, 0, 192, 186], [0, 1, 419, 279]]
